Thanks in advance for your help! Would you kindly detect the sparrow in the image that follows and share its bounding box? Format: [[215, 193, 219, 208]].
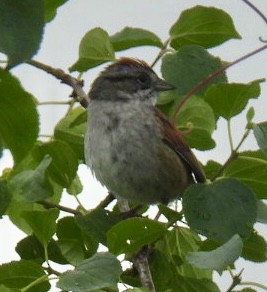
[[85, 58, 205, 204]]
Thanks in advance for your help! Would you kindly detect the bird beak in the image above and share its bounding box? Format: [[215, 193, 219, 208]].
[[155, 78, 176, 92]]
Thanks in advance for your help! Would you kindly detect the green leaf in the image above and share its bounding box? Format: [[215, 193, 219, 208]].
[[223, 151, 267, 199], [0, 260, 50, 291], [56, 216, 87, 265], [155, 227, 212, 279], [8, 155, 52, 202], [107, 217, 167, 255], [242, 231, 267, 262], [44, 0, 69, 22], [257, 200, 267, 224], [54, 106, 86, 160], [22, 209, 59, 247], [76, 208, 120, 245], [70, 27, 115, 72], [16, 236, 45, 263], [246, 107, 255, 123], [38, 140, 78, 188], [169, 5, 241, 49], [183, 178, 257, 243], [0, 69, 39, 164], [204, 160, 222, 179], [161, 46, 227, 99], [110, 27, 163, 51], [187, 234, 243, 273], [0, 180, 12, 216], [0, 0, 44, 67], [253, 122, 267, 156], [175, 96, 216, 150], [57, 252, 122, 291], [67, 174, 83, 195], [0, 285, 20, 292], [204, 81, 262, 120]]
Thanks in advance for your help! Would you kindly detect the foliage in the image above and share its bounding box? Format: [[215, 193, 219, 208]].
[[0, 1, 267, 292]]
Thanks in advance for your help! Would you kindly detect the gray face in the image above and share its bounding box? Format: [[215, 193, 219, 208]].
[[88, 59, 175, 102]]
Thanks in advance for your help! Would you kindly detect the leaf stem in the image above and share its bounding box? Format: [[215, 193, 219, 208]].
[[38, 101, 71, 105], [21, 274, 49, 292], [39, 200, 80, 215], [150, 39, 170, 68], [171, 44, 267, 124], [241, 0, 267, 25], [227, 120, 234, 152], [226, 268, 243, 292], [240, 281, 267, 290]]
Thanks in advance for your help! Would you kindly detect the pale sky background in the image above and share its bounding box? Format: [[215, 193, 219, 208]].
[[0, 0, 267, 291]]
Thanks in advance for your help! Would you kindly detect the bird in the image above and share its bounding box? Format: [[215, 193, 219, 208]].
[[85, 57, 205, 204]]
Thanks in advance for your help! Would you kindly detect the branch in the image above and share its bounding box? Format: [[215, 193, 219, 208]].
[[171, 44, 267, 124], [241, 0, 267, 25], [150, 39, 170, 68], [26, 60, 90, 108], [39, 200, 80, 215]]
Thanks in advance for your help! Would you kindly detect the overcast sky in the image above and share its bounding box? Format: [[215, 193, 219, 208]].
[[0, 1, 267, 291]]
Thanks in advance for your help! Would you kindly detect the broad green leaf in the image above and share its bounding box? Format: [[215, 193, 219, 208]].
[[0, 180, 12, 216], [76, 208, 120, 245], [44, 0, 68, 22], [175, 96, 216, 150], [253, 122, 267, 156], [107, 217, 167, 255], [155, 227, 212, 279], [22, 209, 59, 247], [0, 260, 50, 291], [183, 178, 257, 243], [8, 155, 52, 202], [38, 140, 78, 188], [257, 200, 267, 224], [54, 106, 86, 160], [0, 0, 44, 67], [170, 6, 241, 49], [57, 252, 122, 291], [161, 46, 227, 99], [187, 234, 243, 273], [223, 151, 267, 199], [157, 204, 182, 222], [70, 27, 115, 72], [0, 285, 20, 292], [56, 217, 87, 265], [204, 160, 222, 179], [204, 81, 262, 120], [0, 69, 39, 164], [242, 231, 267, 262], [110, 27, 163, 51], [67, 174, 83, 195]]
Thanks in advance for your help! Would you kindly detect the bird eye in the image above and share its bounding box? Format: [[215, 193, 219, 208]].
[[136, 73, 151, 89]]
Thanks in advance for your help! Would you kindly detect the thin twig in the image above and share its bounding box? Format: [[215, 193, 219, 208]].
[[241, 0, 267, 25], [150, 39, 170, 68], [226, 269, 243, 292], [39, 200, 80, 215], [26, 60, 90, 108], [171, 44, 267, 124]]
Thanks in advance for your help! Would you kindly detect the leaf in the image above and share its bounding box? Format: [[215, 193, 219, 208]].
[[44, 0, 69, 22], [0, 260, 50, 291], [155, 227, 212, 279], [169, 5, 241, 49], [246, 107, 255, 123], [107, 217, 167, 255], [257, 200, 267, 224], [204, 81, 262, 120], [57, 252, 122, 292], [161, 46, 227, 99], [54, 106, 86, 160], [253, 122, 267, 156], [38, 140, 79, 188], [56, 217, 87, 265], [204, 160, 222, 179], [223, 151, 267, 199], [67, 174, 83, 195], [0, 0, 44, 67], [76, 208, 120, 245], [0, 69, 39, 164], [110, 27, 163, 51], [175, 96, 216, 150], [70, 27, 115, 72], [8, 155, 52, 202], [242, 231, 267, 262], [0, 180, 12, 217], [0, 285, 20, 292], [183, 178, 257, 243], [22, 209, 59, 247], [187, 234, 243, 273]]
